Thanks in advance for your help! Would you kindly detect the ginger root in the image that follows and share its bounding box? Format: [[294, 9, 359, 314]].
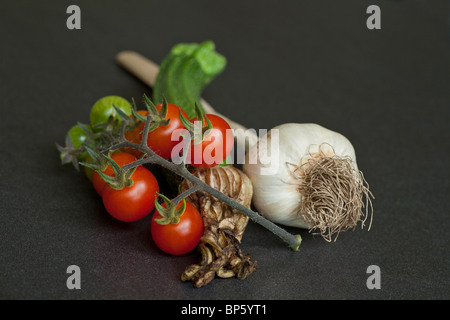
[[180, 165, 257, 287]]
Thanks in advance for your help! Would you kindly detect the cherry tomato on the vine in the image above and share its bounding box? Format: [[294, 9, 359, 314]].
[[151, 201, 203, 255], [148, 103, 189, 159], [65, 124, 89, 161], [102, 166, 159, 222], [90, 95, 132, 131], [92, 152, 137, 196], [125, 103, 189, 160], [187, 114, 233, 168]]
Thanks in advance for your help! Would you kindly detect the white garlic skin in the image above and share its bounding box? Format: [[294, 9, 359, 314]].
[[243, 123, 358, 229]]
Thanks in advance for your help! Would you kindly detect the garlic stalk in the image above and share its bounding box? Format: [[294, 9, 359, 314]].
[[243, 123, 373, 242]]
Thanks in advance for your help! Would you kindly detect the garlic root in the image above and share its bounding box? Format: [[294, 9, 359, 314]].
[[243, 123, 374, 242], [291, 147, 373, 242], [179, 166, 257, 288]]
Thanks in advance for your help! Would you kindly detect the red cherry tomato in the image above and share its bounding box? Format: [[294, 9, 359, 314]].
[[187, 114, 233, 168], [151, 201, 203, 255], [125, 104, 189, 159], [102, 166, 159, 222], [92, 152, 137, 196]]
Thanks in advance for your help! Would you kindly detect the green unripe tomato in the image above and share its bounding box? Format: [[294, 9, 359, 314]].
[[89, 95, 132, 131], [66, 124, 89, 161]]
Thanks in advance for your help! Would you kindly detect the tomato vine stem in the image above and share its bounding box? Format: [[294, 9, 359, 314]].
[[110, 118, 302, 251]]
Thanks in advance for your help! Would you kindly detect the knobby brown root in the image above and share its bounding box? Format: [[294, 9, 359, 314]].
[[290, 145, 374, 242], [180, 166, 257, 288]]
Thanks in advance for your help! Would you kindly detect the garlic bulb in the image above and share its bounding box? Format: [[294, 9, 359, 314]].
[[243, 123, 373, 241]]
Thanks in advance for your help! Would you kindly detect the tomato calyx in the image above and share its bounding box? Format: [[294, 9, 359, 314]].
[[79, 145, 110, 172], [95, 154, 139, 190], [114, 98, 144, 133], [142, 95, 171, 130], [122, 95, 172, 134], [56, 138, 84, 170], [179, 102, 213, 145], [91, 109, 123, 134], [56, 123, 94, 170], [154, 193, 187, 225]]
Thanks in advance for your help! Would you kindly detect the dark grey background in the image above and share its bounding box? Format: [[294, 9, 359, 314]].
[[0, 0, 448, 300]]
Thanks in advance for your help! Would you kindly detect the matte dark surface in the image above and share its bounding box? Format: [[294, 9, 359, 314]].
[[0, 0, 449, 300]]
